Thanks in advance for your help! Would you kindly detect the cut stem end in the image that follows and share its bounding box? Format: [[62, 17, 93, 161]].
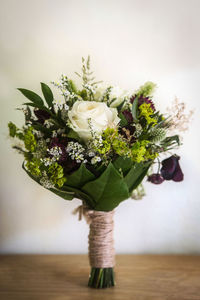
[[88, 267, 115, 288]]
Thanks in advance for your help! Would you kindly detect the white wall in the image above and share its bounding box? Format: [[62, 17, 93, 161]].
[[0, 0, 200, 254]]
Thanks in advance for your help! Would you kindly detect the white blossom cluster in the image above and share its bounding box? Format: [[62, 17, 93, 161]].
[[66, 141, 87, 163], [40, 171, 54, 189], [91, 156, 101, 165], [47, 146, 63, 161], [65, 140, 102, 165], [52, 98, 69, 111], [40, 146, 63, 166], [40, 158, 53, 167]]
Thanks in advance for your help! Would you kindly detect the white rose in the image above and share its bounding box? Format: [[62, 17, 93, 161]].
[[109, 86, 130, 108], [68, 101, 120, 141]]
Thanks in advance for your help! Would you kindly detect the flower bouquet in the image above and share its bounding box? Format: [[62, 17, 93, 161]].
[[8, 57, 190, 288]]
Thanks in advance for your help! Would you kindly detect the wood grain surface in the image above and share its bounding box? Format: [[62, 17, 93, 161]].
[[0, 255, 200, 300]]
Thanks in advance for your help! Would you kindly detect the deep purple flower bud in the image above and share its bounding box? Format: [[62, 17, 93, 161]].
[[148, 173, 164, 184], [161, 155, 184, 182], [122, 110, 133, 123], [130, 95, 155, 111], [34, 109, 51, 124]]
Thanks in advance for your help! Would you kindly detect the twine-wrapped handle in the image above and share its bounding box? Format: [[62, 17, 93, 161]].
[[88, 210, 115, 268], [73, 206, 115, 268]]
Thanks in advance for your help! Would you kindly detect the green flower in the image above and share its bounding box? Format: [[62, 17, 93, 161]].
[[145, 149, 158, 160], [139, 103, 157, 126], [8, 122, 17, 137], [131, 140, 149, 163], [48, 163, 66, 188], [26, 158, 41, 177], [24, 127, 36, 152], [8, 122, 24, 140], [136, 81, 157, 98], [99, 128, 130, 158]]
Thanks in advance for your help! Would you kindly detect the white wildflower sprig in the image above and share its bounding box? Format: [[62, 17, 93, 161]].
[[41, 157, 53, 166], [51, 74, 77, 107], [167, 97, 194, 133], [40, 171, 55, 189], [40, 145, 63, 166], [47, 146, 63, 161], [66, 141, 86, 163], [52, 98, 69, 112], [86, 118, 103, 164]]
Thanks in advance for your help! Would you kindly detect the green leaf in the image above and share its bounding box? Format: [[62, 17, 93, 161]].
[[18, 88, 44, 106], [49, 188, 74, 200], [119, 112, 128, 127], [113, 156, 133, 175], [124, 162, 151, 192], [61, 185, 95, 208], [161, 135, 180, 148], [131, 96, 138, 121], [66, 129, 82, 142], [117, 100, 125, 112], [31, 123, 53, 135], [82, 163, 130, 211], [23, 102, 44, 109], [67, 163, 96, 188], [41, 82, 54, 108]]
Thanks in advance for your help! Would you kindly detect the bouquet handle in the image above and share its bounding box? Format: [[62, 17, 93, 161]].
[[87, 210, 115, 288]]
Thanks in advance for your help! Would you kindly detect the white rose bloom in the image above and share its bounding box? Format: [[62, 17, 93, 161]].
[[109, 86, 130, 108], [68, 101, 120, 141]]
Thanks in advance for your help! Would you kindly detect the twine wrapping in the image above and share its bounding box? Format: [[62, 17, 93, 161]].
[[73, 205, 115, 268]]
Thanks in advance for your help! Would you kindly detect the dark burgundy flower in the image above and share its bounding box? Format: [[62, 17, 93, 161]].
[[161, 155, 184, 182], [122, 110, 133, 123], [148, 173, 164, 184], [34, 109, 51, 124], [130, 95, 155, 111]]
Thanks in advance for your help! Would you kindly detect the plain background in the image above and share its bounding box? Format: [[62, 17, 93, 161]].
[[0, 0, 199, 254]]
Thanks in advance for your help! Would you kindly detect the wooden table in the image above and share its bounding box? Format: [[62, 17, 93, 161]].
[[0, 255, 200, 299]]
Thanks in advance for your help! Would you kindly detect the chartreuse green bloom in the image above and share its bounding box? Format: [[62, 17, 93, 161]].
[[139, 103, 157, 126], [26, 158, 41, 177], [8, 122, 17, 137], [48, 163, 66, 188], [131, 140, 158, 162], [8, 122, 24, 140], [97, 128, 130, 157], [131, 141, 149, 163], [136, 81, 157, 97], [145, 149, 158, 160], [24, 126, 37, 152]]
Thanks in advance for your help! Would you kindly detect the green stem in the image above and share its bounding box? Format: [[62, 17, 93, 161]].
[[88, 267, 115, 289]]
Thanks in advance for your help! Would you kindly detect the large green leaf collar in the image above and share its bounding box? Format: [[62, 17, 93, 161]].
[[23, 158, 152, 212]]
